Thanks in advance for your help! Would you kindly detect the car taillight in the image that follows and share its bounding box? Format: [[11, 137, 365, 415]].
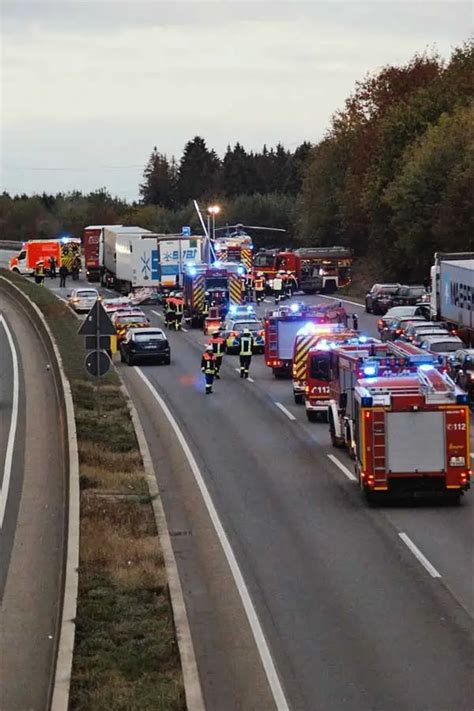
[[378, 320, 383, 326]]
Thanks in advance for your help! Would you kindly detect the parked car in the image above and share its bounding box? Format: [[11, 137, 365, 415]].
[[381, 316, 427, 342], [103, 297, 132, 314], [120, 327, 171, 366], [222, 317, 265, 354], [419, 335, 464, 363], [403, 321, 451, 345], [365, 284, 401, 314], [447, 349, 474, 405], [391, 285, 428, 306], [68, 287, 99, 313], [377, 305, 428, 334]]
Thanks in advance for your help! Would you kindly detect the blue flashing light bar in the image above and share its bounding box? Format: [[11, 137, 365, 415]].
[[290, 303, 300, 313], [188, 266, 197, 276]]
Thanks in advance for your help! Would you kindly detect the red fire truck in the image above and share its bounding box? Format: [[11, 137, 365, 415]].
[[264, 302, 347, 377], [253, 246, 353, 293], [325, 341, 470, 502], [182, 263, 244, 328], [292, 324, 360, 405], [302, 335, 379, 420]]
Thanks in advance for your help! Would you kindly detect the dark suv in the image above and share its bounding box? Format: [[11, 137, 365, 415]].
[[120, 327, 171, 366], [365, 284, 401, 314], [391, 285, 427, 306]]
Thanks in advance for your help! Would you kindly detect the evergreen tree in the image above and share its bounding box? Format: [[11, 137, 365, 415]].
[[177, 136, 221, 205], [140, 147, 175, 208]]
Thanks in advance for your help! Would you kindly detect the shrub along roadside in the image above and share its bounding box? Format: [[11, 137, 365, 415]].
[[0, 269, 185, 711]]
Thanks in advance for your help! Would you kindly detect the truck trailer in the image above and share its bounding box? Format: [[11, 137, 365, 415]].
[[431, 252, 474, 343]]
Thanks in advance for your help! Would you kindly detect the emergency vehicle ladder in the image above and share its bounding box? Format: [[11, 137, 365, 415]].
[[371, 410, 386, 474]]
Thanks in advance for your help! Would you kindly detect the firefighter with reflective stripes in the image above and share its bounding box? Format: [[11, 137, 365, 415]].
[[174, 297, 184, 331], [245, 272, 254, 303], [273, 272, 284, 304], [208, 330, 226, 378], [201, 345, 217, 394], [239, 328, 254, 379], [164, 296, 176, 329], [34, 260, 45, 286], [254, 272, 265, 303]]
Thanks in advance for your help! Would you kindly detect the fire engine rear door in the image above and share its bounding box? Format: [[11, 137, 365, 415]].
[[277, 321, 306, 360], [385, 411, 445, 473]]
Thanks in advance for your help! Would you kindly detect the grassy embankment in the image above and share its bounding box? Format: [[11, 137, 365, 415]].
[[1, 269, 184, 711]]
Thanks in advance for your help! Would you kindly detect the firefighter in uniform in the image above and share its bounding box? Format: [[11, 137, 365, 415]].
[[165, 297, 176, 330], [273, 272, 284, 304], [239, 328, 254, 379], [245, 272, 254, 303], [174, 297, 184, 331], [352, 313, 359, 331], [35, 260, 45, 285], [254, 273, 265, 303], [209, 330, 225, 378], [201, 345, 217, 394], [286, 271, 298, 297]]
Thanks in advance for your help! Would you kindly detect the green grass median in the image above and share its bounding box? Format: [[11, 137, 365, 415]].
[[1, 270, 185, 711]]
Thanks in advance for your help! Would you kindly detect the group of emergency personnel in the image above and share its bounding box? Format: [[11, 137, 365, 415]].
[[201, 327, 255, 393], [164, 293, 185, 331], [241, 270, 298, 305], [34, 256, 70, 286]]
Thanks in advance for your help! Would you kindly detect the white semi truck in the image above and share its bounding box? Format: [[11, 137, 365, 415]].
[[431, 252, 474, 344]]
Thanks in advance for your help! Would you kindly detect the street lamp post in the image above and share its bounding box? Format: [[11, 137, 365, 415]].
[[207, 205, 221, 240]]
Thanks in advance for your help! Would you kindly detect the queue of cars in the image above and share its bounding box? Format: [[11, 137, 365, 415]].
[[365, 283, 428, 315]]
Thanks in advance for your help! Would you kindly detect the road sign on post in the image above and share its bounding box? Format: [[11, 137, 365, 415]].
[[78, 300, 116, 416], [182, 226, 191, 237], [85, 351, 111, 377]]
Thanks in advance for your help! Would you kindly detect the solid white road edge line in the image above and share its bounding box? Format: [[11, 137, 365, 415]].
[[398, 533, 441, 578], [135, 367, 291, 711], [327, 454, 357, 482], [274, 402, 296, 421], [0, 315, 19, 529], [318, 294, 363, 309]]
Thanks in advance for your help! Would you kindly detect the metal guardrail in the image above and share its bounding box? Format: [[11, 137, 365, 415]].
[[0, 240, 21, 250]]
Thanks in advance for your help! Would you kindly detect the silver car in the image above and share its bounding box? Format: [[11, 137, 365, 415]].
[[68, 288, 99, 313]]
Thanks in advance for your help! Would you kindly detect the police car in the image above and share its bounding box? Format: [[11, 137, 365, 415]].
[[222, 316, 265, 354]]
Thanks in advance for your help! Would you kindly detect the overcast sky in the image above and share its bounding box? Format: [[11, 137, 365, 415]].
[[1, 1, 470, 201]]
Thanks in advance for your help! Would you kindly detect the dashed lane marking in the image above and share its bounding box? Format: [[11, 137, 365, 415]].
[[398, 533, 441, 578], [233, 367, 254, 383], [135, 368, 291, 711], [152, 309, 165, 321], [0, 315, 20, 529], [274, 402, 296, 421], [327, 454, 357, 481]]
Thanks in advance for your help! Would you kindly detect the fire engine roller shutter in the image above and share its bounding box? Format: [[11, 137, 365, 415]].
[[385, 411, 445, 473], [277, 321, 306, 360]]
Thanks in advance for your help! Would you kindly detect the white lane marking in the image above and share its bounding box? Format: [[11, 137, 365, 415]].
[[274, 402, 296, 421], [152, 309, 165, 321], [0, 315, 20, 529], [398, 533, 441, 578], [263, 298, 271, 303], [181, 326, 188, 332], [318, 294, 363, 308], [327, 454, 357, 481], [135, 368, 290, 710], [233, 367, 254, 383]]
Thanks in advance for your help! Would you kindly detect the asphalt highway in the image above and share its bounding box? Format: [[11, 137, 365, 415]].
[[0, 288, 66, 711], [122, 298, 473, 711], [34, 267, 474, 710]]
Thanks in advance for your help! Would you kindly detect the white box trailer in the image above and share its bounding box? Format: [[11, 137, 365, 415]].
[[439, 259, 473, 331], [155, 235, 204, 287], [103, 227, 159, 292]]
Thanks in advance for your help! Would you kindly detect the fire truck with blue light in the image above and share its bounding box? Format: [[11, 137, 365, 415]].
[[264, 302, 348, 377], [324, 341, 470, 502], [182, 263, 245, 328]]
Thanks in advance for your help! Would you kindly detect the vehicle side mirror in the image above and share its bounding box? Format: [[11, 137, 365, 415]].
[[339, 393, 347, 411]]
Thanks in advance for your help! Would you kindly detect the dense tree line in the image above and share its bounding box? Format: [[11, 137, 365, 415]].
[[0, 42, 471, 280], [297, 41, 473, 280]]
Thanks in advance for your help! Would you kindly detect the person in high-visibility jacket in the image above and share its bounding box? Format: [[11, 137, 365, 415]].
[[35, 260, 45, 286], [201, 345, 217, 394], [208, 330, 226, 378], [239, 328, 254, 379], [164, 297, 176, 330], [174, 298, 184, 331], [254, 273, 265, 303], [273, 272, 284, 304]]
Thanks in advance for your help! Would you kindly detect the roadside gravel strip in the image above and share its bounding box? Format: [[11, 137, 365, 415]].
[[0, 277, 79, 711]]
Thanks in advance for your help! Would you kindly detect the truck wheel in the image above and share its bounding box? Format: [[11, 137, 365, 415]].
[[445, 491, 461, 506], [306, 410, 318, 422], [294, 393, 304, 405], [324, 280, 337, 294], [364, 490, 380, 506]]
